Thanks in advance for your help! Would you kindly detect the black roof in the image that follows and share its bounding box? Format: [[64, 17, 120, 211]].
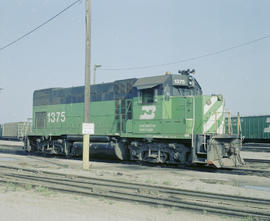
[[33, 78, 137, 106], [33, 74, 202, 106], [134, 75, 168, 89]]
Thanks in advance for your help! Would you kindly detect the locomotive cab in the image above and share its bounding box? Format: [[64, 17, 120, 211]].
[[131, 70, 244, 167]]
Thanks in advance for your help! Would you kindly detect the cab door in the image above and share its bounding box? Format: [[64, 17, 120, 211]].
[[185, 97, 194, 135]]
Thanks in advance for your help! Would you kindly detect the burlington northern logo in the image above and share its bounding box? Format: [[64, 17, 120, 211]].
[[140, 106, 156, 120]]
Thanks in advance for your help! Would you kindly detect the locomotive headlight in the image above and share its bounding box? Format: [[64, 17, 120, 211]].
[[188, 76, 193, 80]]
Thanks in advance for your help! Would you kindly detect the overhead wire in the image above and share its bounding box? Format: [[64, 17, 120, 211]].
[[100, 33, 270, 71], [1, 1, 269, 70], [0, 0, 81, 52]]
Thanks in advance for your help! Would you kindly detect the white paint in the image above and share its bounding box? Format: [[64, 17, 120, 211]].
[[203, 96, 218, 114], [203, 103, 224, 133], [264, 127, 270, 133], [174, 79, 185, 85], [139, 105, 156, 120], [82, 123, 95, 135], [139, 124, 156, 132], [47, 112, 65, 123], [217, 120, 225, 134]]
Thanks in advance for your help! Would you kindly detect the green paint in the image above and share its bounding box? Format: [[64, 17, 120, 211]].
[[30, 94, 226, 140]]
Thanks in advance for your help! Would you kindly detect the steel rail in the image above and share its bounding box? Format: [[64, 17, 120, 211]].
[[242, 144, 270, 153], [0, 165, 269, 219], [0, 175, 269, 219], [1, 166, 270, 206], [1, 146, 270, 178], [245, 159, 270, 164], [1, 164, 270, 205]]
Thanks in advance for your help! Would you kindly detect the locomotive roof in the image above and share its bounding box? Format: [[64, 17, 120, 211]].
[[134, 75, 168, 90], [33, 73, 202, 106], [35, 73, 198, 92]]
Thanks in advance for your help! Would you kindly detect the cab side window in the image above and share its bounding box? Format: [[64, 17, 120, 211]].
[[142, 89, 154, 104], [138, 88, 159, 104]]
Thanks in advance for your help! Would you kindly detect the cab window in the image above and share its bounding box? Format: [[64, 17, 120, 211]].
[[138, 88, 159, 104], [142, 89, 154, 103]]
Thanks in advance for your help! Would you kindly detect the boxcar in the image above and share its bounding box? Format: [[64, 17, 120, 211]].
[[1, 122, 32, 140], [228, 115, 270, 143]]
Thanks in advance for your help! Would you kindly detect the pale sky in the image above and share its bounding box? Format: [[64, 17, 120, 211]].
[[0, 0, 270, 123]]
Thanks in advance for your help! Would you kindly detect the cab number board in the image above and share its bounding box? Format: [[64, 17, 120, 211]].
[[174, 79, 186, 85]]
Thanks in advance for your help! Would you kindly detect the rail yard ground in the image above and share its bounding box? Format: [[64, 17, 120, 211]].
[[0, 141, 270, 220]]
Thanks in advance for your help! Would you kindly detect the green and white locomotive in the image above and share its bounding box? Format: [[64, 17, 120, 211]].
[[25, 70, 244, 168]]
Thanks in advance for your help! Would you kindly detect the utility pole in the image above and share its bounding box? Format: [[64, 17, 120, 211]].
[[93, 64, 102, 84], [83, 0, 91, 170], [237, 112, 240, 136]]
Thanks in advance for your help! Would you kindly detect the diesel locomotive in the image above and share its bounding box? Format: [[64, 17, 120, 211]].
[[24, 70, 244, 168]]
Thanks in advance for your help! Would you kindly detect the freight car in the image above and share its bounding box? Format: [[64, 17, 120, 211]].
[[227, 115, 270, 143], [0, 121, 32, 140], [24, 70, 244, 168]]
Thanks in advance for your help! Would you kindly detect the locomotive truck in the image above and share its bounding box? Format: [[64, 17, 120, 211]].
[[24, 70, 244, 168]]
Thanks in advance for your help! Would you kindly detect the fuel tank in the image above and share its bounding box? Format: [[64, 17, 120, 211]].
[[72, 141, 128, 160]]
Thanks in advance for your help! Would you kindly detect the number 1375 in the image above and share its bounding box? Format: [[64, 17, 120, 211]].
[[48, 112, 66, 123]]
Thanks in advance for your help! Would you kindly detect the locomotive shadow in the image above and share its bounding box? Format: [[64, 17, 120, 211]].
[[1, 146, 267, 177]]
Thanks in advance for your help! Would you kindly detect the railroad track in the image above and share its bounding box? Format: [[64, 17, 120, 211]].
[[1, 144, 270, 178], [0, 143, 25, 155], [0, 165, 269, 219], [245, 158, 270, 164], [242, 144, 270, 153], [242, 148, 270, 153]]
